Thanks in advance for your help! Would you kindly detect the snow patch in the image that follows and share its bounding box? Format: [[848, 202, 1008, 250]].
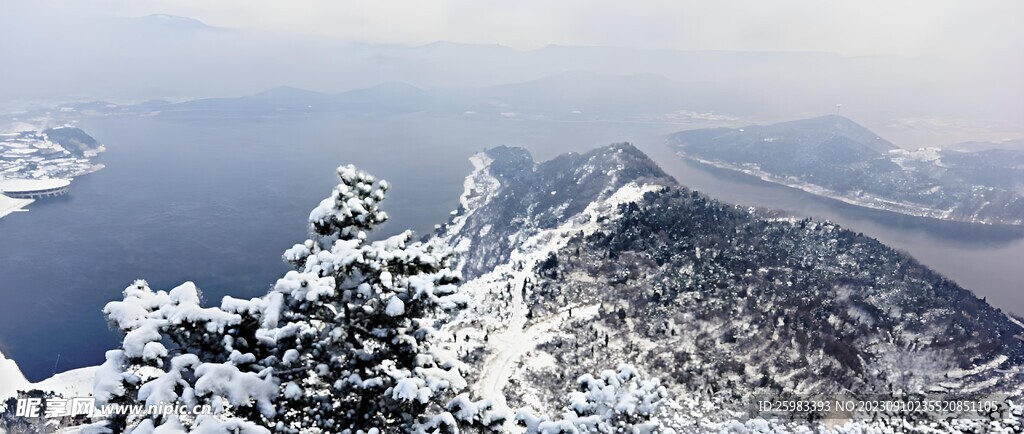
[[386, 296, 407, 316], [0, 350, 97, 401]]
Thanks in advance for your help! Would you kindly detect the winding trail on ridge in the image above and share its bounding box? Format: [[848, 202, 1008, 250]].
[[474, 285, 599, 413], [467, 183, 661, 415]]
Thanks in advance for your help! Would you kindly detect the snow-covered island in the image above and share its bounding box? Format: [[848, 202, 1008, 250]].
[[0, 126, 105, 218]]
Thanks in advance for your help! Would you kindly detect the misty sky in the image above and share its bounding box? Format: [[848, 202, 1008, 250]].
[[1, 1, 1021, 126], [4, 0, 1021, 58]]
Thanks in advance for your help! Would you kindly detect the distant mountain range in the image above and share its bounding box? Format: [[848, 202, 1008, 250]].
[[44, 73, 729, 121], [670, 115, 1024, 225], [950, 138, 1024, 153], [153, 83, 439, 117], [9, 11, 1011, 125]]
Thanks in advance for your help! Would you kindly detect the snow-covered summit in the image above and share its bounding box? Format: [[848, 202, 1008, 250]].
[[433, 143, 676, 280]]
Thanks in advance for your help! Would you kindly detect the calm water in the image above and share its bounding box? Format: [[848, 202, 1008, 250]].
[[2, 114, 1022, 381]]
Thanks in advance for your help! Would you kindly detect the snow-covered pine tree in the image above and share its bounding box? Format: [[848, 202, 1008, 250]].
[[92, 280, 276, 433], [90, 165, 504, 434], [515, 364, 666, 434], [270, 165, 505, 433]]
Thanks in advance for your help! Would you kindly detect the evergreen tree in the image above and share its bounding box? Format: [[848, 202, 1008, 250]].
[[269, 165, 504, 433], [90, 165, 504, 434], [92, 280, 276, 433]]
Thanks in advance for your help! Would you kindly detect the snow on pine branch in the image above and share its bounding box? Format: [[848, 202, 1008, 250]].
[[516, 364, 667, 434]]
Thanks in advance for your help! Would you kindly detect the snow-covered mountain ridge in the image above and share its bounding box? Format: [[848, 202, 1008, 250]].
[[432, 143, 676, 280], [435, 143, 1024, 431]]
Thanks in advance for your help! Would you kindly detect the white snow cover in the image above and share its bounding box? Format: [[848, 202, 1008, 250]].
[[0, 349, 98, 401], [193, 362, 277, 417], [516, 364, 666, 434], [102, 280, 242, 359], [385, 295, 406, 316], [888, 147, 944, 169], [0, 350, 30, 399], [392, 377, 429, 402], [431, 152, 502, 272], [0, 178, 71, 193], [442, 181, 666, 418]]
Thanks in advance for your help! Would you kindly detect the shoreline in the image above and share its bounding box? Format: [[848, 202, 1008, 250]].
[[675, 152, 1023, 227]]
